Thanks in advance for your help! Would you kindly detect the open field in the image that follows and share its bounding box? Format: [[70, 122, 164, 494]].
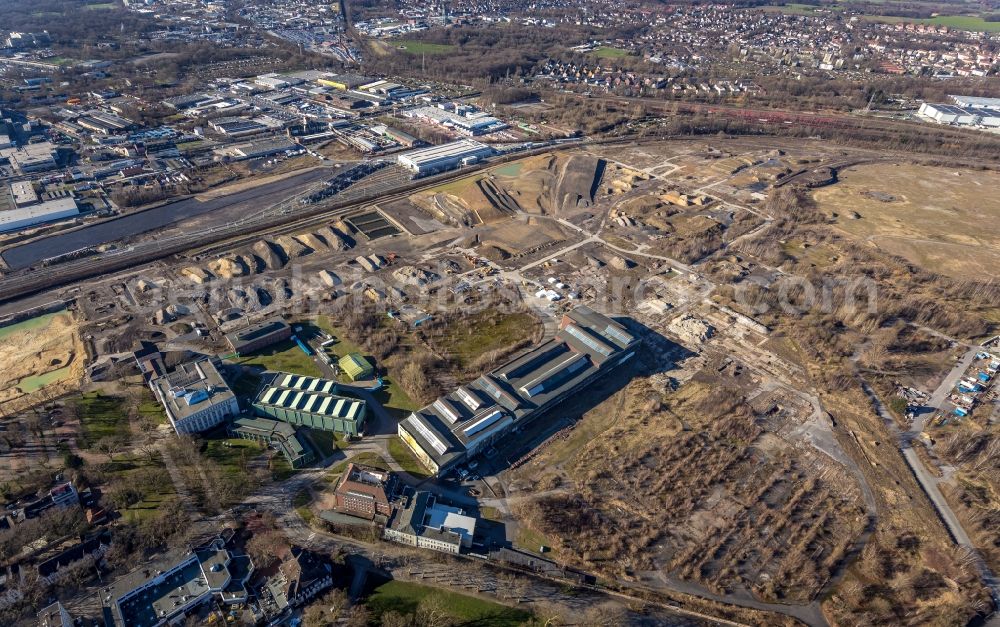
[[864, 14, 1000, 32], [814, 162, 1000, 277], [76, 392, 131, 448], [511, 373, 867, 604], [590, 46, 630, 58], [390, 40, 456, 55], [0, 310, 84, 410], [427, 310, 540, 371], [233, 339, 323, 377], [364, 580, 532, 626]]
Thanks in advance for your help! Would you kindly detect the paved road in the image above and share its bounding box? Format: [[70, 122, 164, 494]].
[[913, 346, 979, 436]]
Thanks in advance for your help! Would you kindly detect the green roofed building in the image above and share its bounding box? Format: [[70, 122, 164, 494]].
[[338, 352, 374, 382], [230, 416, 314, 468], [252, 372, 367, 435]]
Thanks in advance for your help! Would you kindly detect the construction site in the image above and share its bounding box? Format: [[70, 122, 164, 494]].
[[1, 134, 998, 626]]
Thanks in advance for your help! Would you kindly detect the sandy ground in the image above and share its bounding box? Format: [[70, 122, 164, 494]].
[[0, 311, 85, 411], [195, 165, 324, 200], [815, 162, 1000, 277]]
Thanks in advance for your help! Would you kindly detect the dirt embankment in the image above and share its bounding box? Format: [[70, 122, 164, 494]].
[[0, 311, 85, 410]]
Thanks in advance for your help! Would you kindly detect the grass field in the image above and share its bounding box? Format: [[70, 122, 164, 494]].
[[590, 46, 629, 58], [387, 436, 431, 479], [327, 451, 389, 481], [364, 580, 531, 626], [76, 392, 130, 448], [106, 453, 177, 522], [864, 14, 1000, 32], [391, 40, 456, 55], [203, 437, 262, 476], [435, 311, 538, 369], [234, 340, 322, 377], [814, 162, 1000, 277], [513, 525, 553, 554]]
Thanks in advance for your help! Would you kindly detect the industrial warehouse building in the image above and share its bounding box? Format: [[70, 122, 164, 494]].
[[252, 372, 367, 435], [918, 102, 1000, 128], [397, 139, 493, 176], [224, 317, 292, 354], [152, 358, 239, 434], [0, 182, 79, 233], [398, 306, 640, 475]]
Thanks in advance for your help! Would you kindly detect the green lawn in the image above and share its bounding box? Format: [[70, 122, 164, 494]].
[[436, 311, 538, 369], [138, 398, 167, 425], [304, 428, 343, 459], [75, 392, 130, 448], [387, 436, 431, 479], [326, 451, 389, 481], [229, 371, 263, 401], [864, 14, 1000, 32], [293, 489, 315, 523], [203, 438, 262, 476], [105, 453, 178, 523], [364, 580, 532, 626], [271, 455, 298, 481], [233, 340, 322, 377], [391, 40, 456, 55], [514, 525, 554, 554], [590, 46, 629, 59]]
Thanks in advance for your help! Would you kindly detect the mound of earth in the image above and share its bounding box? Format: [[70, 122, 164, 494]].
[[392, 265, 441, 286], [208, 255, 249, 279], [296, 232, 329, 251], [180, 266, 214, 284], [276, 235, 312, 258], [253, 240, 287, 270], [318, 226, 353, 250]]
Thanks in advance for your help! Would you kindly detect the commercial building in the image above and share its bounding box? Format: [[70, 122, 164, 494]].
[[384, 491, 477, 554], [0, 182, 79, 233], [918, 102, 1000, 128], [152, 358, 239, 434], [228, 137, 298, 160], [0, 141, 58, 173], [949, 95, 1000, 109], [101, 536, 253, 627], [252, 372, 367, 436], [224, 317, 292, 355], [338, 352, 374, 382], [317, 74, 373, 91], [397, 139, 493, 176], [231, 416, 314, 468], [398, 306, 640, 475], [333, 463, 398, 519], [209, 117, 270, 138]]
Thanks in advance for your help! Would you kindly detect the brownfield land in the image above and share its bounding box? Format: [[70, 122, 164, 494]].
[[0, 310, 85, 413], [813, 163, 1000, 278]]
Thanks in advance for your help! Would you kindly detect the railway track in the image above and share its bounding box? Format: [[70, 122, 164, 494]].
[[0, 141, 584, 305]]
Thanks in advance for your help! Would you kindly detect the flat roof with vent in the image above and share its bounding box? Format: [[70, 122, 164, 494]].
[[399, 306, 640, 473]]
